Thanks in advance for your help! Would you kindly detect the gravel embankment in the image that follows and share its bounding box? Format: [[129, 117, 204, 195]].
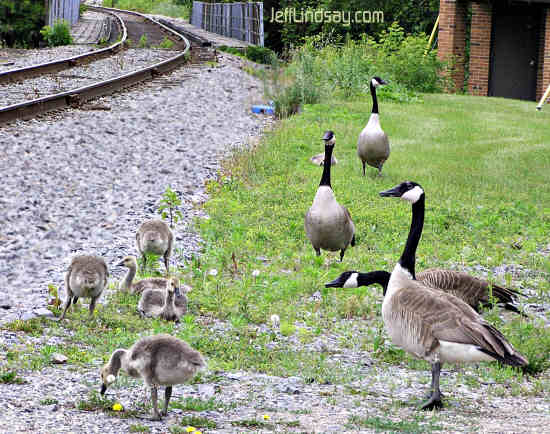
[[0, 52, 267, 323]]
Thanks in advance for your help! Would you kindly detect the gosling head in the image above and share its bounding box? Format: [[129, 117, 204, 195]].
[[322, 130, 335, 146], [371, 76, 387, 88], [99, 364, 117, 395], [116, 255, 138, 269], [379, 181, 424, 204]]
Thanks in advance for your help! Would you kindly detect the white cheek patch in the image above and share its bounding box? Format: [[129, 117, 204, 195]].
[[106, 374, 116, 384], [371, 78, 379, 87], [343, 273, 359, 288], [401, 186, 424, 203]]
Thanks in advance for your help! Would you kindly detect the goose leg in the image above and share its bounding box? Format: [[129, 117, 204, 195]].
[[163, 253, 170, 273], [59, 289, 74, 320], [350, 234, 356, 247], [88, 296, 98, 318], [141, 254, 147, 273], [377, 164, 383, 177], [420, 362, 443, 410], [362, 161, 366, 176], [339, 249, 345, 262], [314, 248, 321, 257], [73, 296, 79, 306], [162, 386, 172, 416], [150, 385, 161, 420]]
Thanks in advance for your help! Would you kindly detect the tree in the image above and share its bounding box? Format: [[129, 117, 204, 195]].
[[0, 0, 45, 47]]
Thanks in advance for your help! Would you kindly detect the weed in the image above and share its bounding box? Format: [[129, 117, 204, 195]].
[[178, 416, 217, 429], [346, 414, 443, 432], [0, 370, 26, 384], [129, 424, 150, 433], [159, 186, 183, 228], [170, 397, 224, 412], [40, 19, 73, 47], [158, 37, 174, 49], [40, 397, 59, 405], [138, 34, 148, 48]]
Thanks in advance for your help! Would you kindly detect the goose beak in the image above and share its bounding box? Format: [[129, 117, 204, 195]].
[[379, 186, 401, 197], [115, 260, 125, 267], [100, 383, 107, 395], [325, 276, 345, 288], [322, 130, 334, 141], [380, 79, 388, 85]]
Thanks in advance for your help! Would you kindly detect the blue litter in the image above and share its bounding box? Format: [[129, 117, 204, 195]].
[[251, 102, 275, 115]]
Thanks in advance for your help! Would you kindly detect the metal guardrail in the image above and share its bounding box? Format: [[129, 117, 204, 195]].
[[191, 1, 263, 46], [0, 6, 191, 124]]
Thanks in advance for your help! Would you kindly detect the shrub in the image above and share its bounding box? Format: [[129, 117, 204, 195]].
[[245, 45, 276, 65], [0, 0, 45, 47], [40, 19, 73, 47]]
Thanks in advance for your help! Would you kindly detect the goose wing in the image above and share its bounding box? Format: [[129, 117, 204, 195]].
[[393, 286, 525, 364], [418, 268, 524, 312], [138, 289, 165, 317]]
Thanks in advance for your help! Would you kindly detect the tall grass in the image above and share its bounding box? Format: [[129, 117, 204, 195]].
[[102, 0, 190, 19], [266, 22, 451, 117]]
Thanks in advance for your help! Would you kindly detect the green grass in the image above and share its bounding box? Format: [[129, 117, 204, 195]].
[[190, 92, 550, 379], [102, 0, 190, 19], [346, 413, 443, 432]]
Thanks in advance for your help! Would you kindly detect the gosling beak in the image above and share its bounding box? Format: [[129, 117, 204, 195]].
[[115, 260, 125, 267], [100, 383, 107, 395]]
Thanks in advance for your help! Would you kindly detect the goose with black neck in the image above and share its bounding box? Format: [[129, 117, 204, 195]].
[[305, 131, 356, 261], [378, 181, 527, 410], [357, 76, 390, 176]]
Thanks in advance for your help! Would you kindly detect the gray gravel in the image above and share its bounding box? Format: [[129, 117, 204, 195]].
[[0, 52, 268, 323]]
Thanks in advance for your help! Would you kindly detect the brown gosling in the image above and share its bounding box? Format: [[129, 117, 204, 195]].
[[59, 255, 108, 320], [117, 255, 171, 295], [136, 219, 173, 272], [100, 334, 206, 420], [137, 278, 188, 322]]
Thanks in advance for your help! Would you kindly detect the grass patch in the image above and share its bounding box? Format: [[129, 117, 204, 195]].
[[178, 415, 217, 429], [129, 424, 150, 433], [0, 370, 26, 384], [170, 397, 225, 411], [231, 419, 274, 429], [346, 414, 443, 432], [77, 390, 142, 418]]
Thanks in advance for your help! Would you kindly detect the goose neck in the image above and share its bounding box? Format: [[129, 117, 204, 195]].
[[370, 82, 379, 114], [121, 266, 136, 291], [319, 144, 334, 187], [398, 195, 425, 278], [358, 271, 391, 295], [109, 349, 127, 375]]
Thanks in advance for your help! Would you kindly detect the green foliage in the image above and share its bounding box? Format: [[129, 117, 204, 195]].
[[265, 22, 445, 117], [178, 416, 217, 429], [347, 413, 443, 432], [40, 20, 73, 47], [79, 3, 88, 17], [102, 0, 190, 19], [159, 186, 183, 228], [137, 34, 148, 48], [158, 36, 175, 49], [0, 0, 45, 47], [245, 45, 277, 64], [0, 370, 26, 384]]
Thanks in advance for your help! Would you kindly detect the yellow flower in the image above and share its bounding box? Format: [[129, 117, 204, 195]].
[[263, 414, 270, 420], [112, 403, 123, 411], [185, 427, 196, 433], [195, 432, 202, 434]]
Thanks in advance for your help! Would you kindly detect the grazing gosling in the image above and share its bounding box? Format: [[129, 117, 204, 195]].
[[117, 255, 171, 294], [100, 334, 206, 420], [59, 255, 108, 320], [138, 278, 188, 322], [136, 219, 174, 272]]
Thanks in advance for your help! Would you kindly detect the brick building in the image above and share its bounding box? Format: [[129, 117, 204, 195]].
[[438, 0, 550, 101]]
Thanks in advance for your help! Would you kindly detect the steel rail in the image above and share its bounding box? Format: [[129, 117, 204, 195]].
[[0, 6, 191, 125], [0, 7, 127, 85]]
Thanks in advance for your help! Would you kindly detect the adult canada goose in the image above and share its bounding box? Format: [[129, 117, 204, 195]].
[[136, 219, 173, 272], [357, 76, 390, 176], [117, 255, 171, 294], [379, 181, 527, 410], [100, 334, 206, 420], [305, 131, 356, 261], [138, 278, 188, 322], [325, 269, 524, 315], [59, 255, 109, 320]]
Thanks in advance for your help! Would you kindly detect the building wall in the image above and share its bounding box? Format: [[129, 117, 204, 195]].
[[468, 2, 492, 96], [438, 0, 467, 91], [538, 9, 550, 102]]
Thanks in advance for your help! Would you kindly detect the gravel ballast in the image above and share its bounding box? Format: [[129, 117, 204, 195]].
[[0, 52, 266, 323]]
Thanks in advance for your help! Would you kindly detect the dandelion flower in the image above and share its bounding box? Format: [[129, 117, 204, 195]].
[[112, 402, 123, 411], [185, 427, 196, 433], [263, 414, 270, 420], [195, 431, 202, 434]]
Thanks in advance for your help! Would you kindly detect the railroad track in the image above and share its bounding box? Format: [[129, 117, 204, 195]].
[[0, 6, 213, 124]]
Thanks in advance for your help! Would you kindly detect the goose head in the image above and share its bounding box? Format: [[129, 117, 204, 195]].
[[100, 364, 118, 395], [325, 271, 360, 288], [322, 130, 335, 147], [379, 181, 424, 204], [371, 76, 388, 88], [116, 255, 138, 269]]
